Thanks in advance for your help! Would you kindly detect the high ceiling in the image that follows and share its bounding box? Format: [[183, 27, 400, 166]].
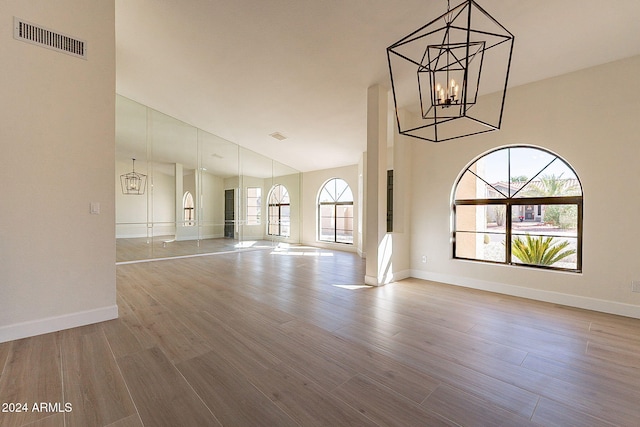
[[116, 0, 640, 173]]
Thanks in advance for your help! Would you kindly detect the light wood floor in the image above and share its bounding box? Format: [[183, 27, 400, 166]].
[[2, 246, 640, 426]]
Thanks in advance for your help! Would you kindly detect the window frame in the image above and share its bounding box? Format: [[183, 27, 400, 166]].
[[246, 187, 262, 226], [183, 191, 195, 227], [452, 146, 583, 273], [317, 178, 354, 245], [267, 184, 290, 237]]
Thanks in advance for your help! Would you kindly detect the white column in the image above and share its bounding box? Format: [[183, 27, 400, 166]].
[[364, 85, 390, 286]]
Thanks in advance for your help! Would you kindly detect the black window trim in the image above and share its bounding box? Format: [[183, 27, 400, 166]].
[[452, 145, 583, 273]]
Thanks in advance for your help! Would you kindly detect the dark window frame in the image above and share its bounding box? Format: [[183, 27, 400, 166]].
[[267, 184, 290, 237], [453, 146, 583, 273], [317, 178, 354, 245]]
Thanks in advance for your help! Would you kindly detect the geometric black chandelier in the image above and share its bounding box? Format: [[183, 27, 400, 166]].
[[387, 0, 514, 142], [120, 158, 147, 195]]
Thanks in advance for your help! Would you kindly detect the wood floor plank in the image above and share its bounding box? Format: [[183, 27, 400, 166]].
[[119, 285, 212, 363], [333, 374, 457, 426], [60, 326, 136, 427], [394, 324, 528, 366], [531, 397, 617, 427], [586, 339, 640, 368], [334, 320, 540, 419], [19, 414, 64, 427], [111, 293, 157, 352], [223, 313, 358, 391], [0, 334, 63, 427], [278, 319, 440, 403], [176, 310, 282, 379], [248, 362, 372, 426], [462, 349, 640, 425], [467, 320, 589, 360], [176, 351, 298, 427], [103, 414, 144, 427], [100, 318, 147, 359], [421, 384, 540, 427], [116, 347, 220, 427], [522, 353, 640, 399], [0, 342, 10, 378]]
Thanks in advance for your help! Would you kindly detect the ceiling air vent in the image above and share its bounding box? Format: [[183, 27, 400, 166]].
[[13, 17, 86, 59], [269, 132, 288, 141]]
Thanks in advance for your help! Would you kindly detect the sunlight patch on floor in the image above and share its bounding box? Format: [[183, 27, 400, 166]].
[[270, 245, 334, 257], [332, 284, 372, 290]]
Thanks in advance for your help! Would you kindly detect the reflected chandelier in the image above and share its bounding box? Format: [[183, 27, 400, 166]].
[[120, 158, 147, 195], [387, 0, 514, 142]]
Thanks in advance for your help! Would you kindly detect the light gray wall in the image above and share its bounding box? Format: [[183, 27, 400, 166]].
[[0, 0, 117, 341]]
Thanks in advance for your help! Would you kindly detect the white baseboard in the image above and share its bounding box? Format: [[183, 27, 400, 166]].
[[0, 305, 118, 344], [365, 269, 411, 286], [392, 269, 412, 282], [410, 270, 640, 319]]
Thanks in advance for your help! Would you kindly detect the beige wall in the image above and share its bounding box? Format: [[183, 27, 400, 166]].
[[410, 55, 640, 317], [0, 0, 116, 341]]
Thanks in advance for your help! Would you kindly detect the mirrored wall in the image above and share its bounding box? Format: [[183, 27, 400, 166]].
[[116, 95, 301, 262]]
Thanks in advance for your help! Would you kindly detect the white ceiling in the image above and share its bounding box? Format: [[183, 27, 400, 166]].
[[115, 0, 640, 173]]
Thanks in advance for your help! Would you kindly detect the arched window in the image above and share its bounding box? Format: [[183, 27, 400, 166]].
[[318, 178, 354, 244], [183, 191, 195, 226], [267, 184, 290, 237], [453, 146, 582, 272]]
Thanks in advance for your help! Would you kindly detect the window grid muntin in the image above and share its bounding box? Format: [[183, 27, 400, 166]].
[[453, 145, 583, 273], [246, 187, 262, 225], [318, 200, 354, 244], [267, 184, 290, 237], [454, 195, 583, 272]]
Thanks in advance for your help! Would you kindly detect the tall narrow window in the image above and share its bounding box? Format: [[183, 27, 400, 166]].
[[318, 178, 354, 244], [267, 184, 290, 237], [387, 170, 394, 232], [183, 191, 195, 226], [453, 146, 583, 272], [246, 187, 262, 225]]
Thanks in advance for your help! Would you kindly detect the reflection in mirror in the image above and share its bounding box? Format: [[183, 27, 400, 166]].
[[115, 95, 300, 262]]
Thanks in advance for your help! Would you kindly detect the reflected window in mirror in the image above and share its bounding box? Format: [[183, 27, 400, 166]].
[[267, 184, 290, 237], [246, 187, 262, 225], [183, 191, 195, 226]]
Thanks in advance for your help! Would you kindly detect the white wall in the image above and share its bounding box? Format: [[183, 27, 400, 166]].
[[410, 56, 640, 318], [0, 0, 116, 342]]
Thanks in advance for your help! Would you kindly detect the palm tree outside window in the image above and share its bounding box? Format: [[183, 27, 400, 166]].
[[453, 146, 583, 272]]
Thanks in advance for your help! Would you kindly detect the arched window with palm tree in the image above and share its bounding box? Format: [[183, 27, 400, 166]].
[[453, 146, 583, 272]]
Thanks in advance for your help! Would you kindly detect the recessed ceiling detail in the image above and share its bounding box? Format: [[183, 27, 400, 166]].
[[13, 17, 86, 59]]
